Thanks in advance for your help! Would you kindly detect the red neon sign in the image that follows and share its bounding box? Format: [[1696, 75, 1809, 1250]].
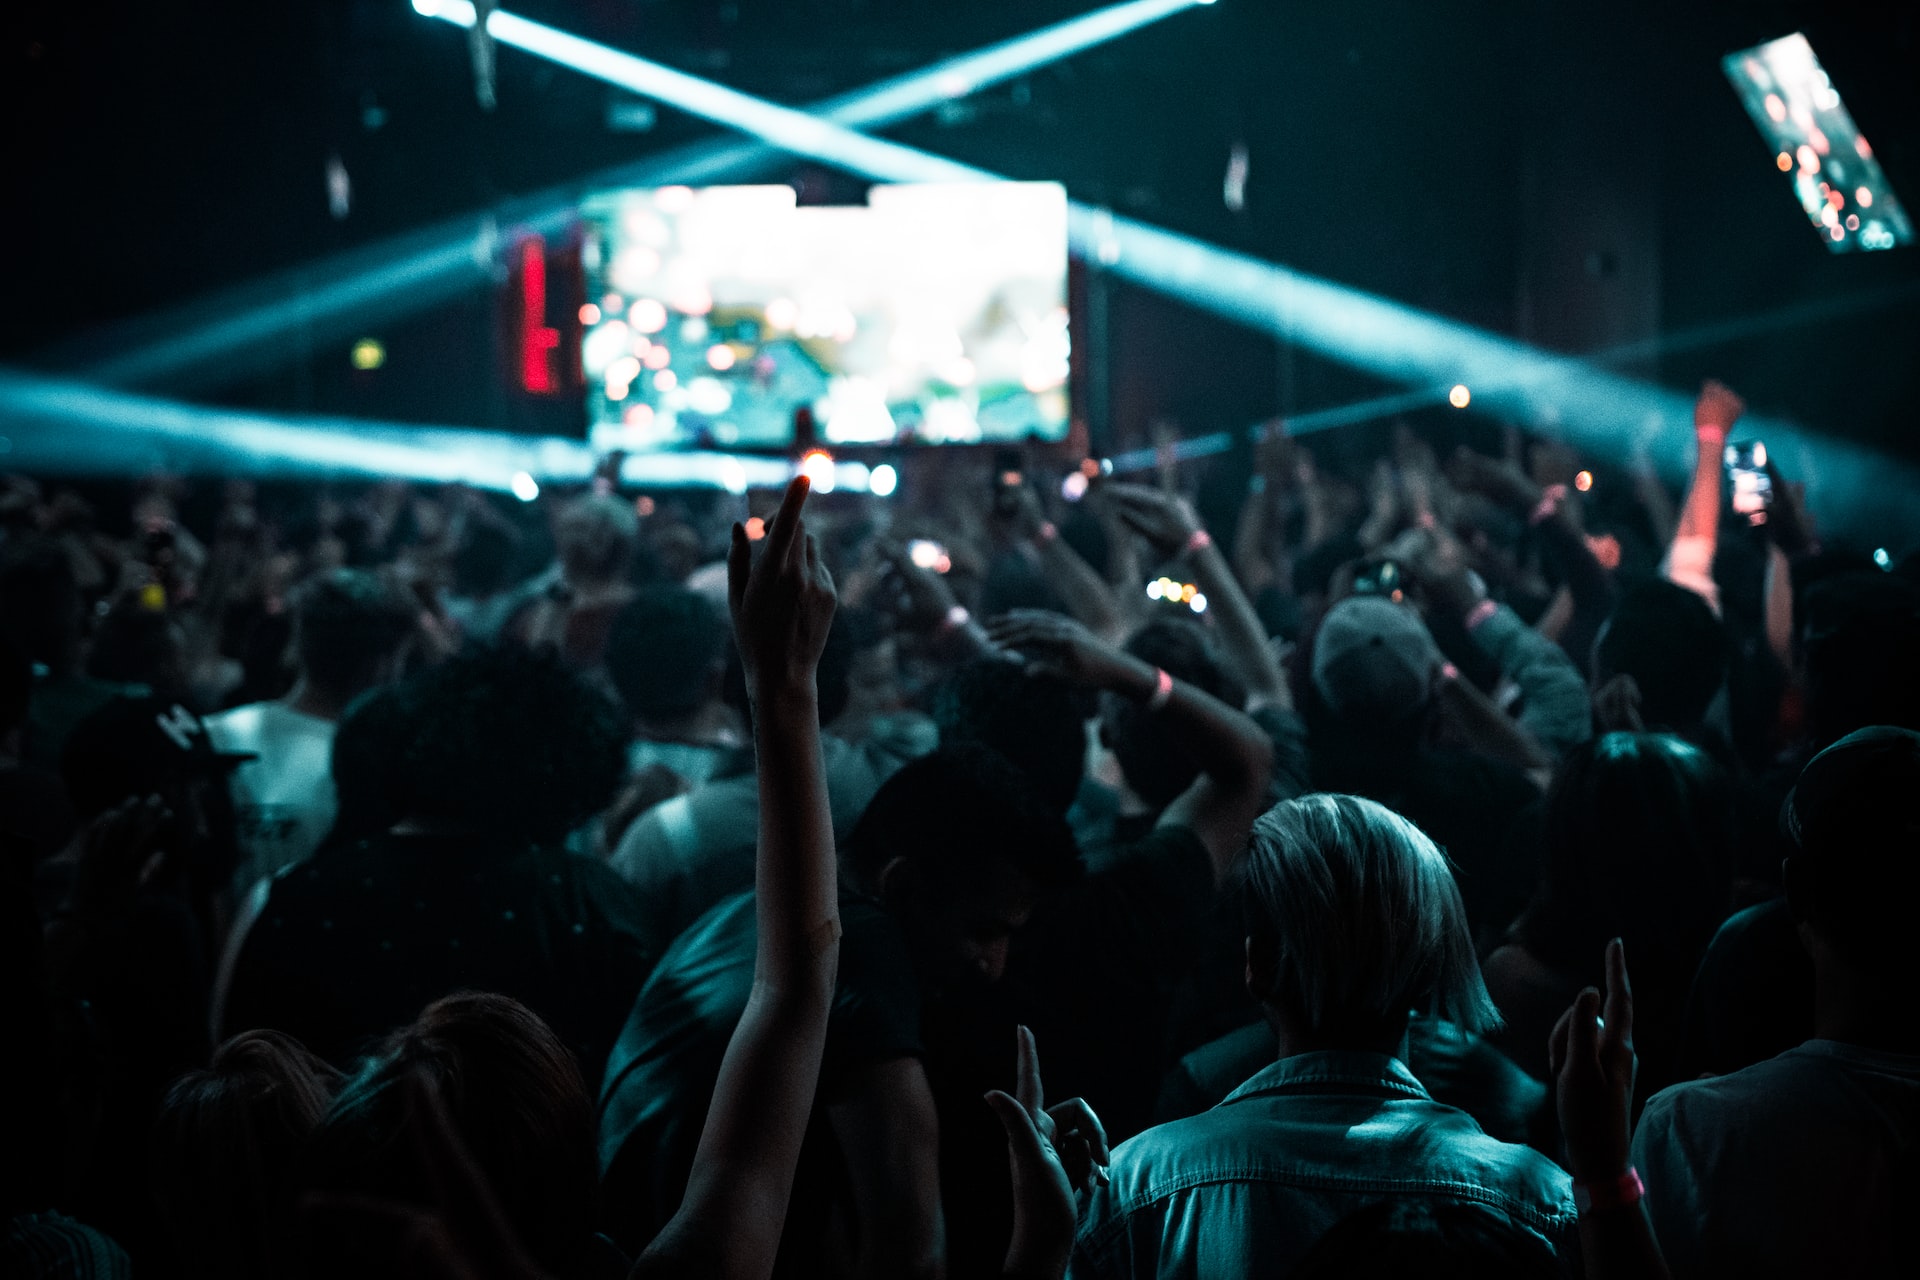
[[519, 237, 560, 393]]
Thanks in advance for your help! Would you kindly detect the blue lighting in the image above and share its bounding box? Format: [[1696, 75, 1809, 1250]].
[[62, 2, 1204, 391]]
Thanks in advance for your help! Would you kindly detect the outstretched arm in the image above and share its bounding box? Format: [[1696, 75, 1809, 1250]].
[[1105, 483, 1291, 713], [638, 476, 841, 1280], [1663, 380, 1743, 615], [987, 610, 1273, 882]]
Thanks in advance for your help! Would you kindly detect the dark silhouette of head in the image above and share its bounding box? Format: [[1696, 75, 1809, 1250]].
[[150, 1030, 343, 1280], [932, 658, 1088, 815], [605, 587, 730, 724], [400, 646, 626, 845], [289, 569, 416, 698], [1593, 581, 1727, 734], [1104, 618, 1241, 810]]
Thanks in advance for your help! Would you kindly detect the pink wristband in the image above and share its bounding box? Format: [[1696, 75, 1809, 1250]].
[[1183, 528, 1214, 556], [937, 604, 971, 636], [1146, 666, 1174, 710], [1035, 521, 1059, 546], [1528, 484, 1569, 527], [1464, 599, 1499, 632], [1573, 1167, 1645, 1216]]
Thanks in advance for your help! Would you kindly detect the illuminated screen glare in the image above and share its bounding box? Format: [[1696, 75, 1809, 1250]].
[[1722, 33, 1912, 253], [580, 182, 1070, 450]]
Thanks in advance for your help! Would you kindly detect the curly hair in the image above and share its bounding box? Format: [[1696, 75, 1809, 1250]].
[[400, 646, 626, 844]]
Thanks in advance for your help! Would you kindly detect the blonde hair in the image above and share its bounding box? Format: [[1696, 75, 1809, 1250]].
[[1242, 793, 1500, 1036]]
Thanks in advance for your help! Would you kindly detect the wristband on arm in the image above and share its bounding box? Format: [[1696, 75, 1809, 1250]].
[[1572, 1167, 1645, 1217], [1146, 666, 1174, 710]]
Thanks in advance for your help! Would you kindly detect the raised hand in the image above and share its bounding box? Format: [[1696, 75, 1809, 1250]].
[[1103, 483, 1202, 558], [985, 609, 1145, 692], [1548, 938, 1638, 1183], [985, 1026, 1110, 1280], [1693, 379, 1745, 442], [1448, 445, 1543, 513], [727, 476, 837, 702], [875, 540, 962, 636]]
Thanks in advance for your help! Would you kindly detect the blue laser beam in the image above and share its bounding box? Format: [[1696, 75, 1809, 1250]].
[[55, 0, 1207, 391], [421, 3, 1919, 541]]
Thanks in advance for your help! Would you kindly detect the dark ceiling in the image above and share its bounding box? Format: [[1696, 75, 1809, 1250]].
[[5, 0, 1917, 460]]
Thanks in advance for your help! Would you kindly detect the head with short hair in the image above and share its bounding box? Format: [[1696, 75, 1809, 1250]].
[[450, 516, 524, 599], [150, 1030, 343, 1280], [1593, 581, 1726, 733], [932, 658, 1088, 815], [400, 646, 626, 844], [1104, 618, 1241, 810], [289, 569, 416, 696], [844, 744, 1081, 985], [1782, 725, 1920, 977], [1242, 794, 1498, 1045], [303, 993, 596, 1277], [554, 494, 639, 587], [605, 587, 730, 724], [1519, 732, 1733, 994]]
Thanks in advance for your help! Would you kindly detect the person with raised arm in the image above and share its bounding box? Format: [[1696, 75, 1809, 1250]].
[[635, 475, 842, 1280], [1662, 379, 1744, 616]]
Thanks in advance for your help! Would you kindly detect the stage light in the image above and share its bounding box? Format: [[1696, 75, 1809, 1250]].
[[511, 471, 540, 501], [61, 2, 1205, 392], [868, 462, 898, 497], [799, 449, 836, 492], [579, 303, 600, 324], [1574, 469, 1594, 491], [1875, 547, 1892, 570], [1449, 384, 1471, 408], [350, 338, 385, 370]]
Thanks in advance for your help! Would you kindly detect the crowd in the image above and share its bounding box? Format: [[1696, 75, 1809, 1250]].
[[3, 377, 1916, 1278]]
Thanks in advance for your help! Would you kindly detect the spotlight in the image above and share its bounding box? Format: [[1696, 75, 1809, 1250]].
[[799, 449, 836, 493], [1448, 384, 1471, 409], [868, 462, 898, 497], [511, 471, 540, 501], [350, 338, 385, 370]]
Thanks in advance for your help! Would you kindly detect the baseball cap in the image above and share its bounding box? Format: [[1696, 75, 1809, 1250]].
[[1781, 725, 1920, 860], [1311, 595, 1444, 721], [59, 695, 252, 817]]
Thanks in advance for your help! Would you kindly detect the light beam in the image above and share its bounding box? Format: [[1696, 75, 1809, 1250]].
[[55, 0, 1208, 391]]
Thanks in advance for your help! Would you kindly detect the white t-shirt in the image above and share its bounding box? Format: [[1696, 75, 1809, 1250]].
[[1632, 1038, 1920, 1278], [204, 701, 339, 892]]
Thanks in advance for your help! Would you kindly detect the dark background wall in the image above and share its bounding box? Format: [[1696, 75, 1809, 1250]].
[[4, 1, 1916, 461]]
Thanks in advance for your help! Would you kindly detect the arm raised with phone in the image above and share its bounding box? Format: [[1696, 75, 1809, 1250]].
[[637, 476, 841, 1280]]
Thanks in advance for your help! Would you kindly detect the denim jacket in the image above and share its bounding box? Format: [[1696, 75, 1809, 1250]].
[[1070, 1050, 1577, 1279]]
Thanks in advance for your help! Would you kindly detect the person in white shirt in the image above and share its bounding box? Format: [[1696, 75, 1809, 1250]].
[[1632, 726, 1920, 1278], [205, 568, 414, 892]]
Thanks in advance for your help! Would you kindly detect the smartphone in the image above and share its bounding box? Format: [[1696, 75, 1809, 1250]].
[[1724, 441, 1773, 524], [1062, 456, 1112, 502], [992, 448, 1025, 518], [1351, 560, 1406, 603], [907, 539, 951, 574]]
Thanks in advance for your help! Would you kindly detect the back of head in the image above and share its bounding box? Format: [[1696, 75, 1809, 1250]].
[[1291, 1199, 1558, 1280], [1106, 618, 1240, 810], [932, 657, 1088, 814], [401, 646, 626, 844], [450, 516, 523, 599], [304, 993, 596, 1276], [844, 743, 1082, 896], [1799, 573, 1920, 749], [1242, 794, 1498, 1039], [606, 587, 729, 723], [1783, 725, 1920, 975], [1309, 596, 1443, 735], [1594, 581, 1726, 732], [1525, 732, 1733, 976], [554, 494, 639, 586], [290, 568, 416, 695], [150, 1030, 342, 1280]]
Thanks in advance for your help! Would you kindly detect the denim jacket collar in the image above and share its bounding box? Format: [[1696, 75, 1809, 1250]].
[[1220, 1049, 1431, 1107]]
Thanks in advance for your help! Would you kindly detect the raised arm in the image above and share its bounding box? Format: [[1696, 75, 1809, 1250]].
[[1003, 478, 1131, 644], [1105, 482, 1290, 712], [1663, 380, 1743, 615], [986, 610, 1273, 882], [637, 476, 841, 1280]]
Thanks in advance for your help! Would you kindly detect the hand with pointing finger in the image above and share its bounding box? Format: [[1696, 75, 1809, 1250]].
[[727, 476, 837, 706], [1548, 937, 1638, 1183], [986, 1025, 1110, 1280]]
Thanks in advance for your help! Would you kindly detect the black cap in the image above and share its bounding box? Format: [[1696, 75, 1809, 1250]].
[[1781, 725, 1920, 859], [59, 695, 252, 816]]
